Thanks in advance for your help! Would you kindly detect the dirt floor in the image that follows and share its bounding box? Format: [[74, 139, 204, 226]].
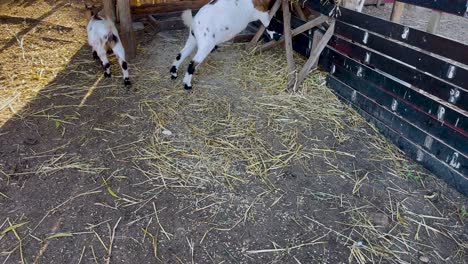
[[0, 1, 467, 264]]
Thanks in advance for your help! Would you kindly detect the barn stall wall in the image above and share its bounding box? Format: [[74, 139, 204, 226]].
[[266, 2, 468, 194], [131, 0, 210, 14]]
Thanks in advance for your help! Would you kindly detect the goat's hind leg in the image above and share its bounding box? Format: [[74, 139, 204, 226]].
[[183, 43, 214, 90], [170, 32, 197, 80], [111, 41, 131, 86], [96, 46, 111, 78]]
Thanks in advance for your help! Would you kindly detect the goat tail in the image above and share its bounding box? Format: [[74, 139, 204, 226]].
[[181, 9, 193, 28], [106, 30, 119, 47]]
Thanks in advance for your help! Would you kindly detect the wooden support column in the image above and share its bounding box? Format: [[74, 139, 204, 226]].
[[282, 0, 296, 91], [117, 0, 136, 60], [292, 3, 306, 21], [310, 30, 324, 69], [426, 11, 442, 34], [295, 20, 335, 91], [390, 1, 405, 23], [103, 0, 115, 21]]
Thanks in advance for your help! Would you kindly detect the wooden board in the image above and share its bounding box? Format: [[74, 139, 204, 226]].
[[304, 2, 468, 66], [334, 20, 468, 89]]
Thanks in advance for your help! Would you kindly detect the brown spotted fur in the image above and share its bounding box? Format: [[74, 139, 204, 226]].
[[252, 0, 274, 12]]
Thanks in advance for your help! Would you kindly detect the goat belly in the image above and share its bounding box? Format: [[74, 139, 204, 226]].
[[194, 4, 253, 44]]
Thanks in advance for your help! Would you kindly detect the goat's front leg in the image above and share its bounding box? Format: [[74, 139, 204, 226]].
[[170, 32, 197, 80], [257, 10, 271, 28], [92, 50, 100, 61], [183, 44, 213, 90]]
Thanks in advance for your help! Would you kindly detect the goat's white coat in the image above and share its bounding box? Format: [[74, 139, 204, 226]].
[[171, 0, 272, 89], [87, 16, 130, 84]]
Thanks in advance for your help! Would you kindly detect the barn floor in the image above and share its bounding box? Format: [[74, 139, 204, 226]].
[[0, 1, 467, 264]]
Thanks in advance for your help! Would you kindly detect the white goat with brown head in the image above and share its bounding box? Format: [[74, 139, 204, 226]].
[[85, 4, 131, 86], [170, 0, 277, 90]]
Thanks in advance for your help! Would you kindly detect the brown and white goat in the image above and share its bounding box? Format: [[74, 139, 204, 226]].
[[85, 4, 130, 86], [170, 0, 277, 90]]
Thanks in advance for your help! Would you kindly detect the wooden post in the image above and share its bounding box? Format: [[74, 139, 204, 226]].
[[426, 11, 442, 34], [310, 30, 323, 69], [390, 1, 405, 23], [295, 20, 335, 91], [103, 0, 116, 21], [292, 3, 306, 21], [117, 0, 136, 60], [282, 0, 296, 91]]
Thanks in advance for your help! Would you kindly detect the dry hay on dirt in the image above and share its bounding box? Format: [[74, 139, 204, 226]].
[[1, 1, 468, 264]]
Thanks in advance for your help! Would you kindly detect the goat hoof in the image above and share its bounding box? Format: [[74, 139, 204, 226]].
[[124, 78, 131, 86], [104, 72, 111, 78], [171, 75, 178, 80], [184, 84, 192, 90]]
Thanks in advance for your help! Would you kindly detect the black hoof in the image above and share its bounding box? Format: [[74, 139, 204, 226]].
[[124, 78, 131, 86], [211, 45, 219, 53], [184, 84, 192, 90], [104, 72, 111, 78], [171, 75, 178, 80]]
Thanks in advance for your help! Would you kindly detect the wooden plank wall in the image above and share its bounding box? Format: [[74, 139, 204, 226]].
[[267, 5, 468, 195], [131, 0, 210, 14], [396, 0, 468, 17]]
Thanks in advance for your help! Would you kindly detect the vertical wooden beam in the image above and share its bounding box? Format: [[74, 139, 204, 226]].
[[390, 1, 405, 23], [426, 11, 442, 34], [295, 20, 335, 91], [103, 0, 116, 21], [292, 3, 307, 21], [117, 0, 136, 60], [310, 30, 323, 69], [282, 0, 296, 91]]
